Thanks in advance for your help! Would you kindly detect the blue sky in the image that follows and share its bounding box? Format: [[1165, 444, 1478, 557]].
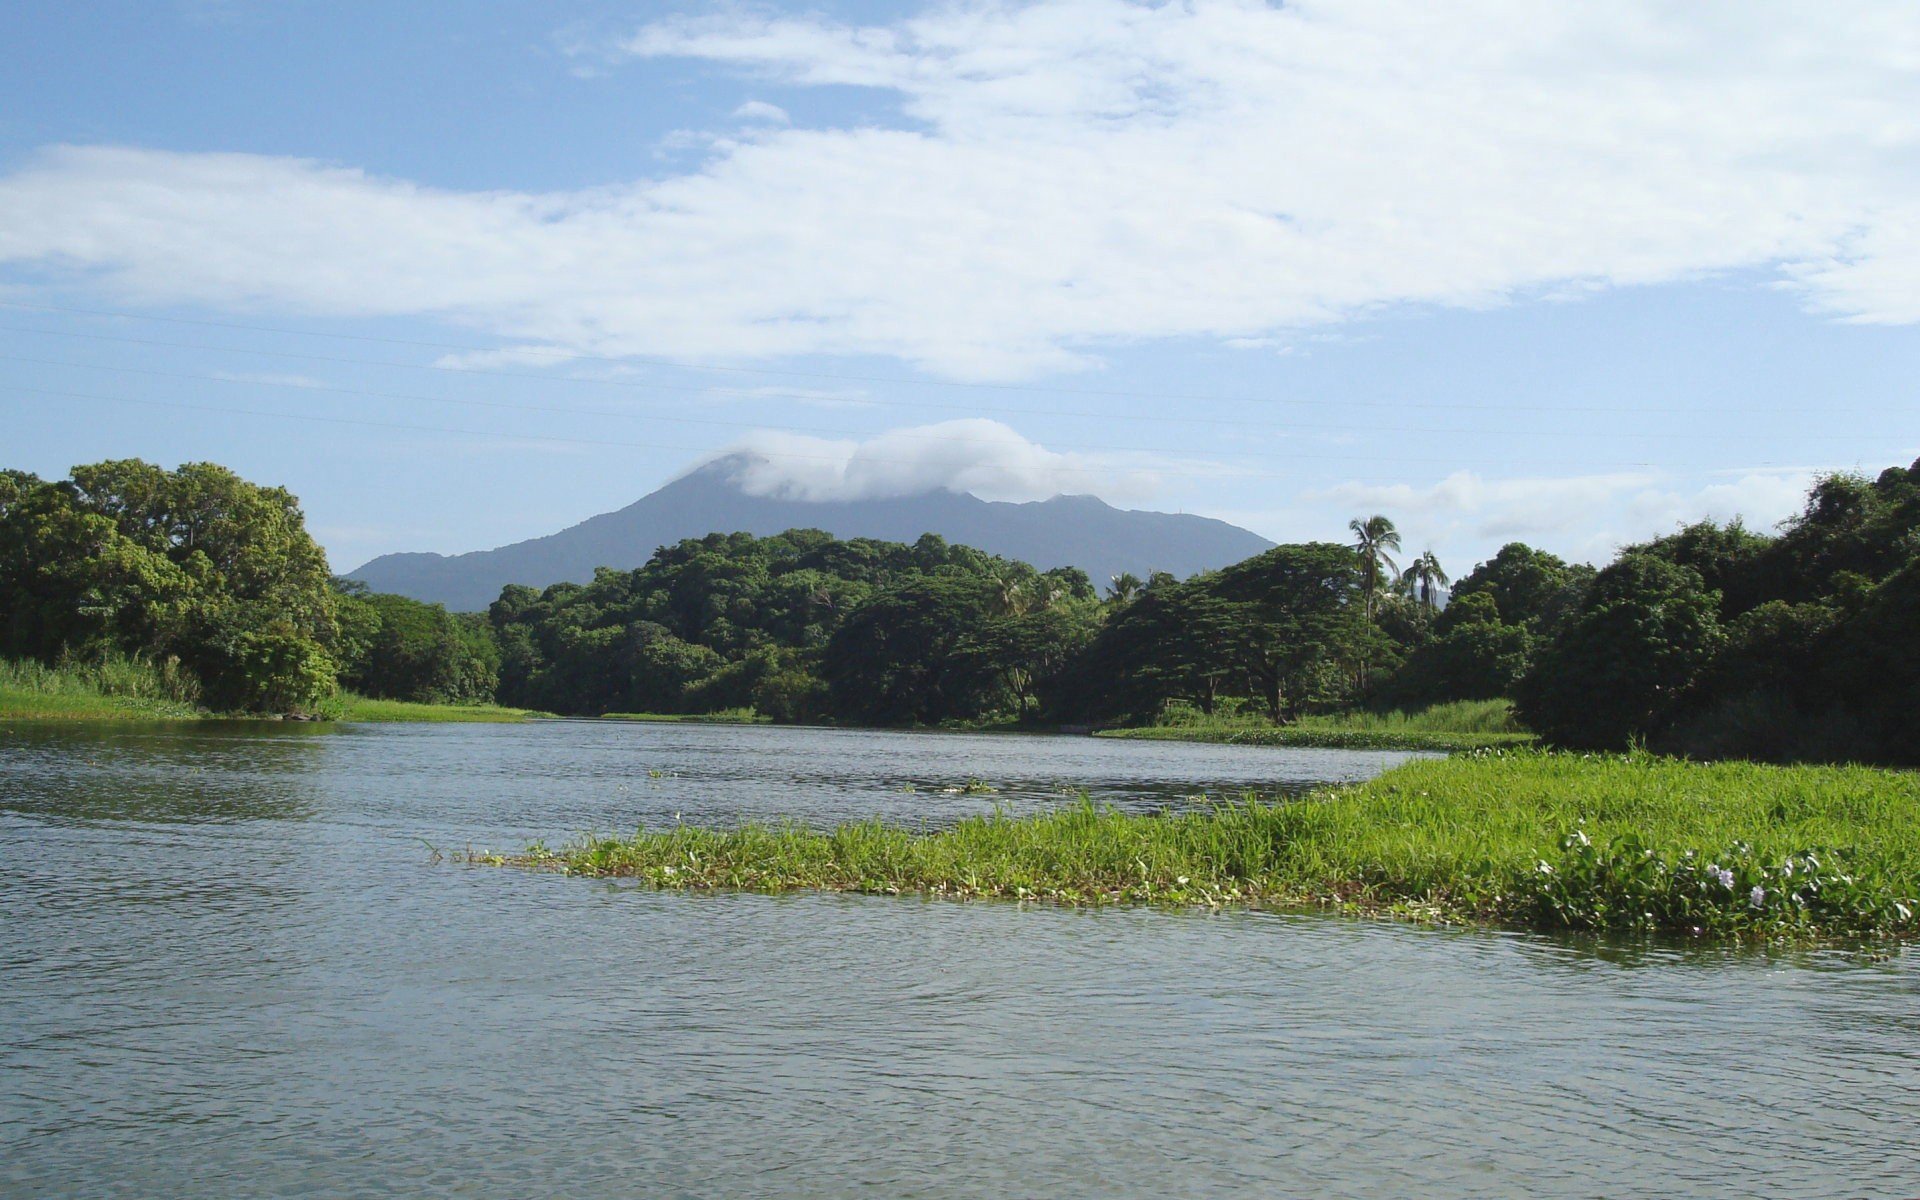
[[3, 0, 1917, 578]]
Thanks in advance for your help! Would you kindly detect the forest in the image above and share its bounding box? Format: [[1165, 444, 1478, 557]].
[[2, 456, 1916, 763]]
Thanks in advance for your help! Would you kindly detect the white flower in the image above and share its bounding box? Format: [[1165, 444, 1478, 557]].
[[1749, 886, 1766, 908], [1713, 867, 1735, 890]]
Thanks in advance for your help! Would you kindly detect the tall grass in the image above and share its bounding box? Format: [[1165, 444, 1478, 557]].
[[318, 693, 545, 723], [481, 750, 1919, 941], [0, 654, 203, 719], [1103, 699, 1534, 750], [599, 708, 768, 724]]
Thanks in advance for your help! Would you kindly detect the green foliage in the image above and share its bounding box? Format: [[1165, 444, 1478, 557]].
[[1376, 611, 1532, 710], [1103, 698, 1533, 751], [0, 460, 338, 713], [825, 575, 1000, 724], [0, 653, 202, 720], [1516, 554, 1724, 749], [1073, 543, 1365, 723], [1446, 542, 1593, 635], [1526, 828, 1908, 937], [1513, 458, 1920, 761], [485, 750, 1919, 941], [485, 529, 1102, 722], [334, 588, 499, 704], [320, 693, 542, 722]]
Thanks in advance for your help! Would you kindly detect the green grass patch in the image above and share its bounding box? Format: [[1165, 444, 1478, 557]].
[[0, 655, 204, 721], [1100, 699, 1536, 751], [320, 693, 546, 723], [476, 749, 1919, 941], [599, 708, 769, 724]]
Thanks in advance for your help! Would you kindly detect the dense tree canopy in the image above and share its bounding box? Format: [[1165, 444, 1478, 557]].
[[1, 460, 339, 711], [334, 583, 499, 705], [485, 528, 1100, 720], [8, 455, 1916, 761]]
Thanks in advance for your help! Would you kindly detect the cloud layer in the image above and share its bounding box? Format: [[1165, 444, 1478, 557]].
[[2, 1, 1919, 377], [1313, 466, 1821, 562], [711, 418, 1162, 501]]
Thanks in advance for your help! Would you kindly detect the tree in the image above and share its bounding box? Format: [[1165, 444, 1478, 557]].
[[1398, 550, 1449, 613], [0, 460, 339, 713], [963, 607, 1096, 721], [336, 589, 500, 704], [1348, 515, 1402, 619], [1214, 543, 1368, 722], [1105, 572, 1143, 605], [1070, 582, 1242, 720], [1516, 554, 1724, 749], [824, 576, 999, 725], [1446, 542, 1590, 634]]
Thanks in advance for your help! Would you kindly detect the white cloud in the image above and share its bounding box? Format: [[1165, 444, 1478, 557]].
[[1626, 470, 1818, 534], [1315, 470, 1662, 540], [2, 3, 1919, 378], [732, 100, 791, 124], [707, 418, 1166, 501], [1306, 465, 1825, 569]]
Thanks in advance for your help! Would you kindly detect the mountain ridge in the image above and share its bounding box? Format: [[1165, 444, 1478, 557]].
[[346, 455, 1276, 611]]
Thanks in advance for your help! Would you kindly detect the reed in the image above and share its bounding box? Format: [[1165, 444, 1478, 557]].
[[0, 654, 203, 720], [1101, 699, 1535, 751]]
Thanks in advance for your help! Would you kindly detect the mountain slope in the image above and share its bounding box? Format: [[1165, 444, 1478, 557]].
[[346, 455, 1276, 611]]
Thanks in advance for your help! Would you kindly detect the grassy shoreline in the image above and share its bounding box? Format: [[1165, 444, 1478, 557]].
[[598, 709, 769, 725], [475, 750, 1919, 942], [1098, 699, 1537, 753], [1098, 725, 1534, 751], [1, 659, 545, 724], [321, 695, 546, 723]]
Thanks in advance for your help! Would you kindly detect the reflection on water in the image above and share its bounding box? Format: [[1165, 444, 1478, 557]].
[[1, 720, 1915, 1199]]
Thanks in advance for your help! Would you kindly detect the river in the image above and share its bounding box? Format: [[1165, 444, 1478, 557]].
[[2, 720, 1915, 1198]]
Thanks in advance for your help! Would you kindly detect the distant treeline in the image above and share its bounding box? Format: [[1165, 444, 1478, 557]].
[[2, 457, 1915, 763]]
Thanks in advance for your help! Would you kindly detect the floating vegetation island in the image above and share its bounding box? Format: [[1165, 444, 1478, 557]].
[[474, 750, 1920, 942]]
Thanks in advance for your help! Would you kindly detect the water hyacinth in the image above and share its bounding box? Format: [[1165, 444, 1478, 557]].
[[1526, 831, 1911, 938], [474, 751, 1920, 943]]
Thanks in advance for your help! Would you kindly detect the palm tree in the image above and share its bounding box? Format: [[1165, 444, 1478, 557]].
[[1398, 550, 1449, 614], [991, 571, 1029, 618], [1348, 515, 1402, 619], [1106, 572, 1143, 605]]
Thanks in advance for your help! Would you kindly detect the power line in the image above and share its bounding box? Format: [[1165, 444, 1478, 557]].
[[11, 383, 1732, 475], [2, 299, 1909, 419], [0, 351, 1888, 447]]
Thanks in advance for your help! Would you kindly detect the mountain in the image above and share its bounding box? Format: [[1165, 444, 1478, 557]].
[[345, 455, 1277, 611]]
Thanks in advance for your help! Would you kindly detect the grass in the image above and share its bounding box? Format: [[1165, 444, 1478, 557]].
[[599, 708, 769, 724], [0, 655, 203, 721], [0, 659, 546, 724], [320, 693, 546, 723], [1099, 699, 1538, 751], [475, 749, 1920, 942]]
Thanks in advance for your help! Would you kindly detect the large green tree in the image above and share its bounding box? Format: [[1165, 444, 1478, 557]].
[[1516, 554, 1724, 749], [0, 460, 339, 712]]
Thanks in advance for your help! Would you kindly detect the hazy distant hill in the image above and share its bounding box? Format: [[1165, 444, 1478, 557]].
[[345, 454, 1276, 611]]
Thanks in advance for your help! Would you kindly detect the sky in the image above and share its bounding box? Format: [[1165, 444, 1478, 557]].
[[2, 0, 1917, 580]]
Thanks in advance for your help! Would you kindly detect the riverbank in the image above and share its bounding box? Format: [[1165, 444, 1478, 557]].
[[0, 659, 543, 723], [321, 695, 545, 723], [481, 750, 1919, 941], [1098, 699, 1537, 752], [1100, 725, 1533, 751], [599, 709, 769, 724]]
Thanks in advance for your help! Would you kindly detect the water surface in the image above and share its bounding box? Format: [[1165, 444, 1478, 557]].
[[2, 721, 1915, 1198]]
